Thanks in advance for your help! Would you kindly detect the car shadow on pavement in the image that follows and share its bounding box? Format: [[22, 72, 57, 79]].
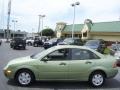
[[7, 79, 120, 89]]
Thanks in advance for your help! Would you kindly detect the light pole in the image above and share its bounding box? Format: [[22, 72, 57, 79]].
[[71, 1, 80, 38], [6, 0, 11, 41], [32, 28, 34, 38], [38, 15, 45, 37], [12, 20, 17, 38], [41, 15, 45, 37]]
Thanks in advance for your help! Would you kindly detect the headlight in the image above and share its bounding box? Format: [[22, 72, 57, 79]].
[[3, 64, 12, 77], [4, 69, 12, 77]]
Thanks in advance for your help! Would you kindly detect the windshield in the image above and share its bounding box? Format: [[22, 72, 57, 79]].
[[85, 40, 99, 46], [30, 51, 45, 59], [63, 38, 74, 44], [30, 46, 54, 59]]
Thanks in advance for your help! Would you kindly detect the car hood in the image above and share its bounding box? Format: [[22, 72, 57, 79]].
[[7, 56, 32, 66]]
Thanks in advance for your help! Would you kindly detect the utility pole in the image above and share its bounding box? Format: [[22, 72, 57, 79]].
[[6, 0, 11, 42]]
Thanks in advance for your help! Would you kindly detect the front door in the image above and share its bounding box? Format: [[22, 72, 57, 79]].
[[38, 49, 70, 80]]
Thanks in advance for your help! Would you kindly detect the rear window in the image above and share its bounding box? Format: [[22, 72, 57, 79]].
[[85, 40, 99, 45]]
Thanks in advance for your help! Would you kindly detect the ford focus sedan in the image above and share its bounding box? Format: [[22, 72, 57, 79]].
[[3, 45, 118, 87]]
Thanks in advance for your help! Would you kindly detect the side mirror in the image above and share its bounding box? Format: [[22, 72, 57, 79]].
[[41, 57, 48, 62]]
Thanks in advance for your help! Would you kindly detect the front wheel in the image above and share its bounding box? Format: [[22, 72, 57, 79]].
[[23, 46, 26, 50], [15, 70, 35, 86], [89, 72, 105, 87]]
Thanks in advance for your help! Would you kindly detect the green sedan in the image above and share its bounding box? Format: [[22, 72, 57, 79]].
[[3, 45, 118, 87]]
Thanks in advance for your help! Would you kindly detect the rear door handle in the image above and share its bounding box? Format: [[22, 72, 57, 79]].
[[59, 62, 66, 65], [85, 61, 92, 64]]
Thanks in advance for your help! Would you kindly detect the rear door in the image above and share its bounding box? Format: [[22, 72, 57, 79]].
[[68, 48, 100, 80]]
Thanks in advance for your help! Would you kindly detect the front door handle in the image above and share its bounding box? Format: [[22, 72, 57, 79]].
[[59, 62, 66, 65], [85, 61, 92, 64]]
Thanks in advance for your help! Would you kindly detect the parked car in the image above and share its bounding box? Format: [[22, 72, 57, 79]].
[[43, 38, 63, 49], [110, 44, 120, 58], [58, 38, 83, 46], [10, 38, 26, 50], [33, 37, 43, 47], [3, 45, 118, 87], [26, 38, 34, 46], [84, 39, 106, 53]]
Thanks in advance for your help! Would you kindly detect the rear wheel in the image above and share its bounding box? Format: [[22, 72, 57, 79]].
[[15, 70, 35, 86], [27, 42, 32, 46], [89, 71, 105, 87], [13, 46, 16, 49], [33, 43, 36, 47]]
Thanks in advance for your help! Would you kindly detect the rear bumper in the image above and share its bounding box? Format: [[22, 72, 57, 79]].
[[107, 68, 118, 78], [43, 45, 52, 49]]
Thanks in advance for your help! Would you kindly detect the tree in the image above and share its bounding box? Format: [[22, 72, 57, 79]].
[[41, 28, 55, 37]]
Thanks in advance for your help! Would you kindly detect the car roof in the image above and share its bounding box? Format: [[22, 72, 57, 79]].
[[64, 38, 80, 39], [53, 45, 94, 50], [46, 45, 104, 57], [87, 39, 104, 42]]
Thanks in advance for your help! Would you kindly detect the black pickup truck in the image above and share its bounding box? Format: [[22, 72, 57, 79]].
[[10, 38, 26, 50]]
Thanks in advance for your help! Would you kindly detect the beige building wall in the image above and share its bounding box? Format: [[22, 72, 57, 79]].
[[91, 35, 120, 41]]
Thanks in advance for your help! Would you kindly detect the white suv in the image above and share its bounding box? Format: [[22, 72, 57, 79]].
[[26, 38, 34, 46]]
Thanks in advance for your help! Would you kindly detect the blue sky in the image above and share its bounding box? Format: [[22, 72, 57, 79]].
[[0, 0, 120, 33]]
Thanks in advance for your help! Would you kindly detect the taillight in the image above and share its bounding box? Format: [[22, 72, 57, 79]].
[[112, 61, 117, 68], [116, 60, 120, 67]]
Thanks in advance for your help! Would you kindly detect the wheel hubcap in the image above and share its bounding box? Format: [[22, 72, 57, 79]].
[[18, 72, 31, 85], [92, 74, 103, 86]]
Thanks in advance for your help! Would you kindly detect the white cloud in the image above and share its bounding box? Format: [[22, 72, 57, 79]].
[[0, 0, 120, 32]]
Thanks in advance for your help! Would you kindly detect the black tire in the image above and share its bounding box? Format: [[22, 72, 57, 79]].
[[23, 46, 26, 50], [33, 43, 36, 47], [89, 71, 105, 87], [15, 69, 35, 86], [34, 43, 38, 47], [13, 46, 16, 49], [27, 42, 32, 46]]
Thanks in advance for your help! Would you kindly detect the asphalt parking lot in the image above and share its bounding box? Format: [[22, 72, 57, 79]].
[[0, 42, 120, 90]]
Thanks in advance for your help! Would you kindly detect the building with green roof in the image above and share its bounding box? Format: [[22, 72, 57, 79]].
[[55, 19, 120, 41]]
